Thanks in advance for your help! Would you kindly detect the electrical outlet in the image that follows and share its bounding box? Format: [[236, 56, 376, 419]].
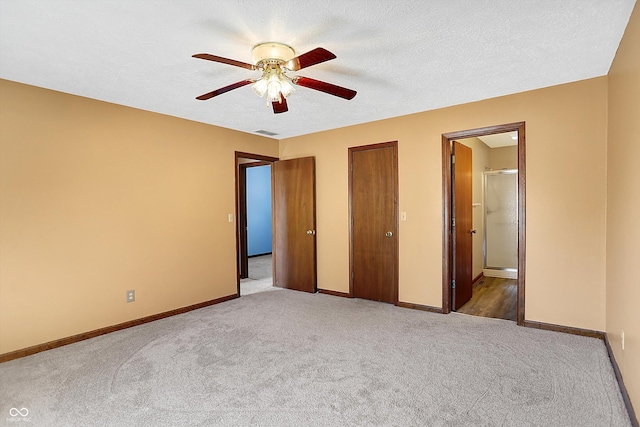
[[127, 290, 135, 303], [621, 330, 625, 351]]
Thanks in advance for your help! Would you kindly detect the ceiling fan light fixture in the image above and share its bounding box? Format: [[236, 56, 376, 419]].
[[280, 78, 295, 98], [251, 78, 268, 97], [266, 74, 282, 102], [252, 66, 295, 102]]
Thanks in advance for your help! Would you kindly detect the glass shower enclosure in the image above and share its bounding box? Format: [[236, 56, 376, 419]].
[[483, 169, 518, 278]]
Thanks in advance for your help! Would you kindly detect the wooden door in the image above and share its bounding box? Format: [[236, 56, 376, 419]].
[[272, 157, 317, 293], [452, 141, 473, 309], [350, 142, 398, 303]]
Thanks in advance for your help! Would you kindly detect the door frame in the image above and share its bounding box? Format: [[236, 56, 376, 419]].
[[234, 151, 279, 295], [239, 160, 272, 274], [348, 141, 399, 303], [441, 122, 526, 325]]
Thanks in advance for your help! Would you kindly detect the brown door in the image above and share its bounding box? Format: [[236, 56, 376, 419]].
[[272, 157, 317, 293], [350, 142, 398, 303], [452, 141, 473, 309]]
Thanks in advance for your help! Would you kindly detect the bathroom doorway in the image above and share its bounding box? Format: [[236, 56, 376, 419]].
[[441, 122, 525, 324]]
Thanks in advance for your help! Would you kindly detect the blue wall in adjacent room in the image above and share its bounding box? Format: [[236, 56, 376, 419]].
[[246, 165, 272, 256]]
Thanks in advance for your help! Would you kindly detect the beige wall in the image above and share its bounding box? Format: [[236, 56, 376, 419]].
[[281, 76, 608, 331], [458, 137, 490, 279], [0, 77, 610, 357], [607, 3, 640, 411], [489, 146, 518, 170], [0, 80, 278, 354]]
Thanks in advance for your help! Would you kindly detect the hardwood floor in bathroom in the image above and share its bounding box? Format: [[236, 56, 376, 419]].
[[457, 276, 517, 321]]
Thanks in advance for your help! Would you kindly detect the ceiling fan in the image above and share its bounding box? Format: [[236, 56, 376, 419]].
[[192, 42, 357, 114]]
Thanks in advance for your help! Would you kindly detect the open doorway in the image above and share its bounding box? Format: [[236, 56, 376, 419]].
[[235, 152, 278, 296], [455, 133, 518, 320], [441, 123, 525, 325]]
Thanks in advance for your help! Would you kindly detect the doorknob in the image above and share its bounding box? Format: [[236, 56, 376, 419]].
[[470, 229, 477, 235], [306, 229, 316, 235], [385, 231, 393, 237]]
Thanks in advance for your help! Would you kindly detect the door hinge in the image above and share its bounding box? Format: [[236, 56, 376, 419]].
[[451, 154, 455, 164], [352, 271, 354, 279], [452, 280, 456, 289], [452, 218, 456, 227]]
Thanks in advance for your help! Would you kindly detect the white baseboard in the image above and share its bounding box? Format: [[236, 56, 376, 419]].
[[483, 268, 517, 279]]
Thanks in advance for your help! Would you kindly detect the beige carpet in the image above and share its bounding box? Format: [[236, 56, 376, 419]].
[[241, 254, 279, 296], [0, 289, 632, 426]]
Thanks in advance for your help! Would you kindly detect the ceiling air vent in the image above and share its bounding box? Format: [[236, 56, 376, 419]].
[[255, 130, 278, 136]]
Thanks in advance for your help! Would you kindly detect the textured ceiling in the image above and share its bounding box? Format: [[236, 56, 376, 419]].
[[0, 0, 635, 139], [478, 133, 518, 149]]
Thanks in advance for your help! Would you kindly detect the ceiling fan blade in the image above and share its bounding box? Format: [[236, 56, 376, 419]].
[[293, 76, 357, 100], [286, 47, 336, 71], [192, 53, 256, 70], [195, 79, 254, 100], [272, 95, 288, 114]]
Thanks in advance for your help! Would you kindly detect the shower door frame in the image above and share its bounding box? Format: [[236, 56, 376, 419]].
[[483, 169, 518, 277], [441, 122, 526, 325]]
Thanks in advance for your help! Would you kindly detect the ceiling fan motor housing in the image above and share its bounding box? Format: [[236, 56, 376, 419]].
[[251, 42, 295, 68]]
